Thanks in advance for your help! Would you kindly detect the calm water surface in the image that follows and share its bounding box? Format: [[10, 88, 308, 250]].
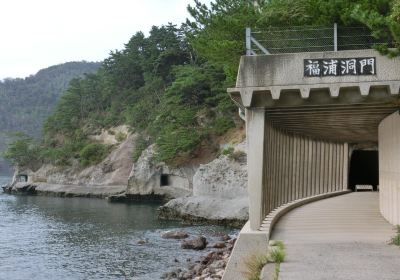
[[0, 176, 233, 280]]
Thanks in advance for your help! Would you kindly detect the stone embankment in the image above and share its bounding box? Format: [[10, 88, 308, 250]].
[[161, 230, 236, 280]]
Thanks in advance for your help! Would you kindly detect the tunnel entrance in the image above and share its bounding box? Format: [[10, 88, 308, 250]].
[[348, 150, 379, 191], [160, 174, 169, 187]]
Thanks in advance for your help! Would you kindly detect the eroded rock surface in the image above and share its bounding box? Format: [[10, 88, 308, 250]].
[[126, 145, 195, 199], [158, 141, 249, 227], [7, 128, 135, 198]]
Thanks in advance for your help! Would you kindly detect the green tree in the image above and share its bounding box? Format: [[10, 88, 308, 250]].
[[185, 0, 263, 84], [3, 133, 40, 169], [352, 0, 400, 56]]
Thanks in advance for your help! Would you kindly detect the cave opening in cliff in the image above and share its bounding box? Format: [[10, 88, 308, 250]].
[[160, 174, 169, 187], [348, 150, 379, 191], [17, 174, 28, 182]]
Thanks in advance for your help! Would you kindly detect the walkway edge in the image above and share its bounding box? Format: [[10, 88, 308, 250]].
[[260, 190, 352, 238], [222, 190, 351, 280]]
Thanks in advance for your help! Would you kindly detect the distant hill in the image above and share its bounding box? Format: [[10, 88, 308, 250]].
[[0, 61, 101, 174]]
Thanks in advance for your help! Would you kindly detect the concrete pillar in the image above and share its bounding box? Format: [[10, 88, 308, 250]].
[[343, 143, 349, 190], [246, 109, 266, 230]]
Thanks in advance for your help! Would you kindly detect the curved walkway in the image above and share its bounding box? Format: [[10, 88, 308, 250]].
[[270, 192, 400, 280]]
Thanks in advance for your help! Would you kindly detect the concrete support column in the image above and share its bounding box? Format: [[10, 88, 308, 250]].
[[246, 108, 266, 230], [343, 143, 349, 190]]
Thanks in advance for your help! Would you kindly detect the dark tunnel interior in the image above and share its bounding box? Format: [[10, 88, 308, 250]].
[[348, 150, 379, 191]]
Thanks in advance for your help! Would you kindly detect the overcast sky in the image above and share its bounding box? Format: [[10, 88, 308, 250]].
[[0, 0, 212, 79]]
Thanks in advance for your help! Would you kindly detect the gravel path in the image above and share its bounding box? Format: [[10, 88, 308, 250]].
[[270, 192, 400, 280]]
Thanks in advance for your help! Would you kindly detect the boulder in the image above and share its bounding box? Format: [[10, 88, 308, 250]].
[[209, 260, 226, 270], [213, 232, 231, 241], [181, 236, 207, 250], [158, 196, 248, 227], [137, 239, 148, 245], [212, 242, 226, 249], [161, 230, 189, 239]]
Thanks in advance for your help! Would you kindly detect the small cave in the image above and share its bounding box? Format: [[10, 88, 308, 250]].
[[17, 174, 28, 183], [160, 174, 170, 187]]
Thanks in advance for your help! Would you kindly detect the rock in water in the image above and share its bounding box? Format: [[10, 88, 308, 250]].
[[161, 230, 189, 239], [181, 236, 207, 250], [212, 242, 226, 249]]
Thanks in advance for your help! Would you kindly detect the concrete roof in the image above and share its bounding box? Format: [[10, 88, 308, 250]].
[[229, 49, 400, 143]]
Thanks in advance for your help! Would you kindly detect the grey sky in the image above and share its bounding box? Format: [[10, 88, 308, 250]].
[[0, 0, 211, 79]]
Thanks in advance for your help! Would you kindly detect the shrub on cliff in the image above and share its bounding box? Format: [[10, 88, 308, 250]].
[[79, 143, 109, 167]]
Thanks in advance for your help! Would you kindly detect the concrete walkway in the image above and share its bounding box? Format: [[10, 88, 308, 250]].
[[270, 192, 400, 280]]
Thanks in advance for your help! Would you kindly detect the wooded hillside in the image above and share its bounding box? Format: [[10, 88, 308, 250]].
[[5, 0, 400, 170], [0, 61, 100, 173]]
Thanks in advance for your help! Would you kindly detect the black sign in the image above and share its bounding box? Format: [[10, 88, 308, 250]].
[[304, 57, 376, 77]]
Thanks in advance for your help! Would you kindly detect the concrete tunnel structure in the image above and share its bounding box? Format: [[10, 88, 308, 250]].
[[222, 49, 400, 279]]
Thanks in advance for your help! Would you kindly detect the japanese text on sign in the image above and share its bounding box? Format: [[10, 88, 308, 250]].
[[304, 57, 376, 77]]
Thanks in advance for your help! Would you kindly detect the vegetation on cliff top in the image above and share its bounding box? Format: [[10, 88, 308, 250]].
[[5, 0, 400, 169]]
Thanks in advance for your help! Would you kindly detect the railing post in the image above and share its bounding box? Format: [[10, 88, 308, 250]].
[[246, 27, 252, 55], [334, 23, 338, 51]]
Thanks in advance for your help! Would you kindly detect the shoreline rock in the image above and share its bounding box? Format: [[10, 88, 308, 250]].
[[3, 182, 126, 199], [157, 196, 248, 228], [162, 231, 190, 240], [4, 137, 249, 229], [162, 235, 237, 280], [181, 236, 208, 250]]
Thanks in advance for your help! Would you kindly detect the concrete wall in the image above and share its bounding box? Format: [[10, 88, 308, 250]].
[[245, 108, 350, 230], [263, 122, 348, 216], [235, 49, 400, 89], [261, 121, 349, 221], [379, 112, 400, 225]]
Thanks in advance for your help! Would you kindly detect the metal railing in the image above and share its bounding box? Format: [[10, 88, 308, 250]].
[[246, 24, 391, 55]]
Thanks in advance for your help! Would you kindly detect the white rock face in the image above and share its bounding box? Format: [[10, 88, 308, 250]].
[[193, 156, 247, 199], [161, 196, 249, 221], [159, 141, 249, 224], [126, 145, 195, 199]]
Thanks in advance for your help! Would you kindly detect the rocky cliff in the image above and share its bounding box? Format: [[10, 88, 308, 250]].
[[8, 126, 135, 197], [7, 127, 249, 225], [158, 141, 248, 226], [126, 144, 195, 199]]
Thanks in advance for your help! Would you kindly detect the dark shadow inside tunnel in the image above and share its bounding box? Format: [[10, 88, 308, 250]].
[[348, 150, 379, 191]]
